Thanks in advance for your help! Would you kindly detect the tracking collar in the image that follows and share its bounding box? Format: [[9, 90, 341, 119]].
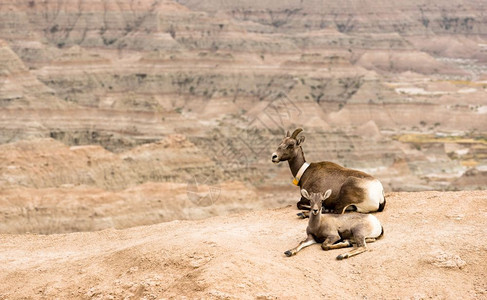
[[292, 162, 310, 186]]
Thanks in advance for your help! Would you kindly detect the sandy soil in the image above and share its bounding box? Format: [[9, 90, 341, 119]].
[[0, 191, 486, 299]]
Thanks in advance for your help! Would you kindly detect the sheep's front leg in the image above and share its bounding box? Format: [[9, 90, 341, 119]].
[[336, 246, 367, 260], [347, 237, 377, 245], [297, 210, 310, 219], [284, 234, 316, 257], [297, 197, 310, 210], [321, 235, 351, 251], [336, 235, 367, 260]]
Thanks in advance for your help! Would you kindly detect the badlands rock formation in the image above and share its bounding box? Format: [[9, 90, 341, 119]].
[[0, 0, 485, 233], [0, 1, 485, 297]]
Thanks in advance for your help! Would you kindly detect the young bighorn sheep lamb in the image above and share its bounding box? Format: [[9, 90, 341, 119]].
[[284, 189, 383, 260], [271, 128, 386, 214]]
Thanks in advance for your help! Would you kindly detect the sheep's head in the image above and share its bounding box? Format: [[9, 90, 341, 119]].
[[271, 128, 305, 163], [301, 189, 332, 215]]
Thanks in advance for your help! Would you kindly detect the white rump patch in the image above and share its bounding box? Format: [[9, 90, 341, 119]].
[[356, 179, 384, 213], [367, 215, 383, 238]]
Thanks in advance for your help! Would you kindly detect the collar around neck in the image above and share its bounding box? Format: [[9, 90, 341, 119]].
[[292, 162, 310, 186]]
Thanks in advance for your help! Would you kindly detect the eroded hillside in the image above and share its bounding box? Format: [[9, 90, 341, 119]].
[[0, 0, 486, 233]]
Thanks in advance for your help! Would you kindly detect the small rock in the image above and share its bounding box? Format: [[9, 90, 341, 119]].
[[411, 293, 426, 300], [255, 293, 277, 300], [428, 250, 466, 269], [446, 213, 464, 220]]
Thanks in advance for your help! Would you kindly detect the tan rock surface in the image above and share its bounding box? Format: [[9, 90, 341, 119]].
[[0, 191, 485, 299]]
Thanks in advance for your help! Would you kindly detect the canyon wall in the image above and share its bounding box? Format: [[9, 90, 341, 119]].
[[0, 0, 485, 233]]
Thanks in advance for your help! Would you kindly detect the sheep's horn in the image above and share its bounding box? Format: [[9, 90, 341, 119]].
[[290, 128, 303, 139]]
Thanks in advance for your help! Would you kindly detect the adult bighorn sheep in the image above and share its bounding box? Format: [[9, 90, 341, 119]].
[[284, 189, 383, 260], [271, 128, 386, 213]]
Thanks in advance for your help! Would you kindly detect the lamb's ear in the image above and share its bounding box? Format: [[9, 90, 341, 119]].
[[321, 189, 332, 201], [301, 189, 310, 200], [296, 135, 305, 146]]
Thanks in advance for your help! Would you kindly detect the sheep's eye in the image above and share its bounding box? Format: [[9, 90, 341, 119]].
[[286, 144, 293, 149]]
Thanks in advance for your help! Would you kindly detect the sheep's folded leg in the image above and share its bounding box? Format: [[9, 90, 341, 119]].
[[321, 240, 353, 251], [336, 246, 367, 260], [297, 210, 310, 219]]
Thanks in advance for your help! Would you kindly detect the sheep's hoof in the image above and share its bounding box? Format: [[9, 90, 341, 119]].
[[321, 245, 331, 251], [284, 250, 293, 257], [296, 212, 306, 219], [336, 254, 348, 260]]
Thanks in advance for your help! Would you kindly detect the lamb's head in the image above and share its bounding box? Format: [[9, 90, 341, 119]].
[[271, 128, 305, 163], [301, 189, 332, 216]]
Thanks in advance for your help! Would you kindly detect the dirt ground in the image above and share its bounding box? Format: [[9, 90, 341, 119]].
[[0, 190, 486, 299]]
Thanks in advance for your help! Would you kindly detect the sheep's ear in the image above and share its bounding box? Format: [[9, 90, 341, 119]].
[[301, 189, 310, 200], [321, 189, 332, 201], [296, 135, 305, 145]]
